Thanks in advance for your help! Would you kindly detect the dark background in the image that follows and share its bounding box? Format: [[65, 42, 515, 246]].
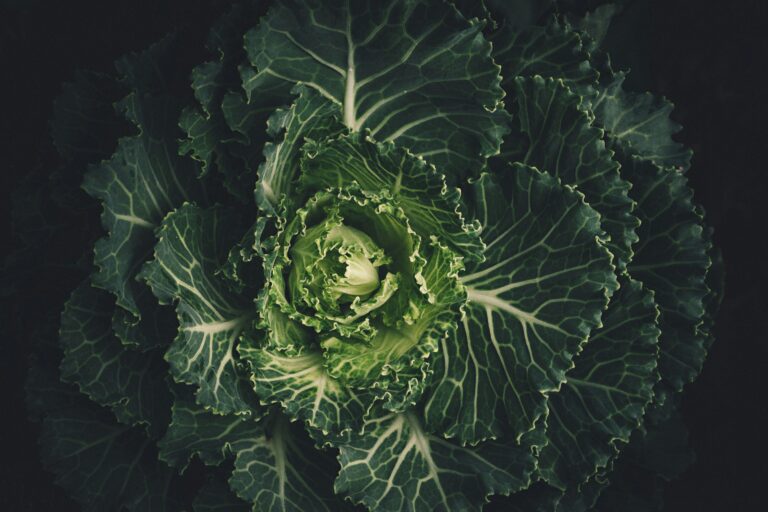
[[1, 0, 765, 510]]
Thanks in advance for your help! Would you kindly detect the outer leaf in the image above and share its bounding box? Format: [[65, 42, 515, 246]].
[[111, 286, 177, 351], [51, 70, 126, 162], [228, 411, 349, 512], [29, 365, 183, 512], [701, 242, 724, 350], [255, 85, 344, 212], [593, 72, 692, 170], [424, 166, 618, 444], [503, 481, 561, 512], [500, 75, 638, 269], [83, 92, 207, 317], [84, 36, 208, 319], [158, 385, 262, 469], [159, 387, 348, 511], [300, 133, 483, 261], [244, 0, 508, 179], [178, 61, 233, 175], [193, 473, 250, 512], [238, 346, 372, 435], [453, 0, 555, 30], [59, 281, 171, 438], [593, 409, 695, 512], [538, 277, 660, 489], [490, 19, 597, 94], [335, 411, 541, 512], [622, 152, 711, 393], [567, 4, 622, 49], [179, 3, 290, 203], [140, 204, 259, 415]]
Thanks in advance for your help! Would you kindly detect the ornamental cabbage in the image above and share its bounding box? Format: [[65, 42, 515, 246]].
[[24, 1, 723, 511]]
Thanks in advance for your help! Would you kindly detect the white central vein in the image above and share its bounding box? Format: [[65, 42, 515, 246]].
[[466, 288, 567, 334], [343, 3, 357, 129]]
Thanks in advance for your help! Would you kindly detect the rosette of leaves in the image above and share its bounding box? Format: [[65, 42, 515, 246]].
[[23, 1, 722, 511]]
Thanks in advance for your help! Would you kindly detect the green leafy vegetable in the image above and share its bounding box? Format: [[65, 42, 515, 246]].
[[25, 1, 720, 511]]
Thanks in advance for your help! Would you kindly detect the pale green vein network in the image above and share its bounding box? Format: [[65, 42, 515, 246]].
[[335, 411, 540, 512], [424, 166, 617, 444], [244, 0, 507, 179], [140, 204, 258, 415]]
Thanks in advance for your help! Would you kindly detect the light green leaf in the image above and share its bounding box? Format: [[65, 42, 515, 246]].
[[140, 204, 259, 415], [229, 411, 350, 512], [622, 152, 711, 393], [322, 237, 465, 412], [255, 85, 344, 212], [500, 75, 638, 269], [424, 166, 618, 444], [335, 411, 541, 512], [244, 0, 508, 179], [538, 277, 660, 489], [300, 133, 483, 261], [593, 72, 692, 170], [59, 281, 171, 438]]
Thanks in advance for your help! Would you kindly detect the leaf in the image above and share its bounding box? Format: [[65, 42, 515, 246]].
[[238, 345, 372, 435], [193, 473, 251, 512], [83, 91, 207, 318], [30, 364, 184, 512], [111, 285, 177, 351], [158, 384, 262, 469], [255, 85, 345, 212], [244, 0, 508, 180], [228, 411, 350, 512], [51, 70, 127, 162], [538, 277, 660, 489], [178, 61, 233, 173], [179, 3, 292, 203], [140, 204, 259, 415], [500, 75, 638, 269], [490, 20, 597, 95], [593, 409, 695, 512], [300, 132, 483, 261], [701, 243, 724, 351], [593, 72, 692, 170], [424, 166, 618, 444], [160, 387, 348, 511], [622, 152, 711, 393], [453, 0, 555, 30], [59, 281, 172, 438], [502, 481, 561, 512], [335, 410, 541, 512], [567, 3, 623, 50]]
